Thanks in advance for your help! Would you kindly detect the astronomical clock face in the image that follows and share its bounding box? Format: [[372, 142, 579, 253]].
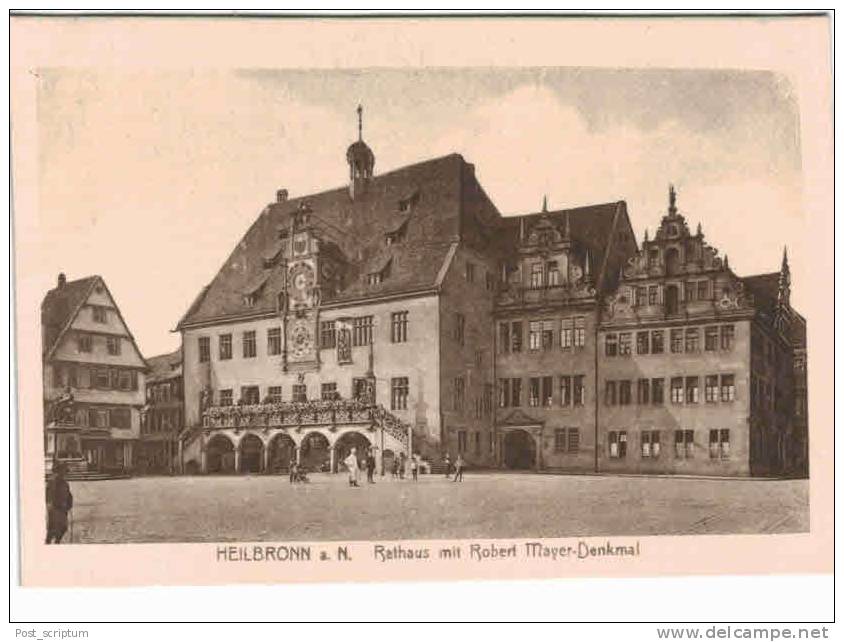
[[289, 319, 314, 359], [288, 262, 315, 304]]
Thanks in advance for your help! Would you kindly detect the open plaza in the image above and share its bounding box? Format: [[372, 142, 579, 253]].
[[64, 473, 808, 544]]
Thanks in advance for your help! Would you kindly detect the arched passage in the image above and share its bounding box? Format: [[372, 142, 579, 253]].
[[300, 432, 331, 473], [334, 431, 372, 473], [267, 433, 297, 473], [381, 449, 395, 476], [503, 429, 536, 470], [239, 434, 264, 474], [206, 434, 235, 474]]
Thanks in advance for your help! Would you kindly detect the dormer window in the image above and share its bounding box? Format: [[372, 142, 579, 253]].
[[243, 294, 257, 308], [385, 219, 408, 246], [242, 272, 269, 308], [398, 190, 420, 213], [648, 248, 660, 267], [367, 257, 392, 286]]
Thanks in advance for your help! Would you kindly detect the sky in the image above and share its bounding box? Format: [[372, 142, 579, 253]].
[[36, 67, 806, 357]]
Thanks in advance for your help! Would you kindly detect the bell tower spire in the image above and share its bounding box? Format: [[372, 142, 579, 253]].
[[346, 104, 375, 200], [668, 184, 678, 218]]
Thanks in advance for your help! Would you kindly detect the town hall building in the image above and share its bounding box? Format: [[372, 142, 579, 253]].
[[174, 108, 808, 478]]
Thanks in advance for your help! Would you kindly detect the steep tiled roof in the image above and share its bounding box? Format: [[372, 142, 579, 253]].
[[743, 272, 779, 316], [41, 276, 98, 357], [178, 154, 470, 328], [146, 348, 182, 382]]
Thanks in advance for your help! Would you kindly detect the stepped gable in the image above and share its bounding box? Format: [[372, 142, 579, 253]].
[[41, 275, 98, 356], [498, 201, 624, 277], [177, 153, 470, 328]]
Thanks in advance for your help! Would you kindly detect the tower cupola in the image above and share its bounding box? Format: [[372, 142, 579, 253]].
[[346, 105, 375, 199]]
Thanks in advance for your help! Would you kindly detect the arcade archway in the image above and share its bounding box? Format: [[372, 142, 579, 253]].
[[300, 432, 331, 473], [206, 434, 235, 474], [503, 429, 536, 470], [239, 434, 264, 474], [267, 433, 297, 473], [334, 431, 372, 473]]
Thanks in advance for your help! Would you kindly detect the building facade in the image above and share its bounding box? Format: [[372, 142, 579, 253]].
[[42, 274, 147, 474], [138, 348, 183, 474], [174, 113, 807, 478]]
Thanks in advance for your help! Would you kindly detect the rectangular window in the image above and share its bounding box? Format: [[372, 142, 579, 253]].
[[686, 376, 699, 404], [554, 428, 567, 452], [560, 375, 572, 407], [454, 313, 465, 346], [292, 384, 307, 403], [474, 431, 481, 456], [685, 328, 699, 353], [560, 318, 573, 349], [109, 408, 131, 429], [619, 380, 632, 406], [608, 430, 627, 459], [241, 330, 256, 358], [567, 428, 580, 453], [573, 316, 586, 348], [77, 334, 92, 353], [321, 382, 338, 401], [542, 376, 553, 407], [529, 377, 541, 407], [670, 377, 684, 404], [605, 380, 617, 406], [641, 430, 661, 458], [106, 336, 121, 356], [670, 329, 683, 353], [685, 281, 697, 302], [674, 429, 694, 458], [457, 430, 467, 454], [118, 370, 131, 391], [266, 386, 282, 403], [546, 261, 560, 286], [605, 333, 618, 357], [352, 316, 374, 346], [511, 321, 523, 352], [709, 429, 731, 459], [651, 330, 664, 354], [697, 280, 710, 301], [219, 334, 232, 360], [573, 375, 585, 406], [530, 263, 543, 289], [648, 285, 659, 305], [652, 378, 665, 405], [498, 322, 510, 354], [263, 327, 280, 355], [618, 332, 632, 356], [453, 377, 465, 412], [485, 272, 495, 292], [318, 321, 336, 350], [529, 321, 542, 351], [497, 378, 510, 408], [704, 326, 718, 351], [635, 287, 646, 307], [95, 368, 109, 389], [465, 262, 475, 283], [240, 386, 260, 405], [92, 306, 107, 323], [720, 374, 735, 402], [541, 321, 555, 351], [219, 389, 233, 406], [198, 337, 210, 362], [721, 325, 735, 351], [391, 311, 409, 343], [636, 331, 650, 355], [387, 377, 408, 410], [705, 375, 719, 403], [637, 379, 650, 405], [511, 378, 522, 407]]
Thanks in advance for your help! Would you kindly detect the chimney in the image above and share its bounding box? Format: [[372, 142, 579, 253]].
[[57, 273, 66, 288], [276, 189, 289, 203]]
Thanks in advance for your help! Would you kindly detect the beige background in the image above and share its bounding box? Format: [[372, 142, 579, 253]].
[[11, 15, 833, 587]]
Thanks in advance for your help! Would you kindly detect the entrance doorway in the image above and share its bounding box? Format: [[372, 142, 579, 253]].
[[268, 434, 296, 473], [240, 434, 264, 473], [206, 435, 235, 474], [300, 432, 331, 472], [334, 431, 372, 473], [503, 429, 536, 470]]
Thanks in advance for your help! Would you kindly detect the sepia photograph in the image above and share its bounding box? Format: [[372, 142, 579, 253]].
[[10, 14, 832, 597]]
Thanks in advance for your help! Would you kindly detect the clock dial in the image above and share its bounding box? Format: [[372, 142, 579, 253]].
[[288, 263, 315, 302]]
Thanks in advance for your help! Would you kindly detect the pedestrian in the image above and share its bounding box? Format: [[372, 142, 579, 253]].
[[366, 450, 376, 484], [289, 457, 297, 484], [399, 452, 407, 480], [391, 457, 400, 479], [411, 454, 419, 481], [344, 447, 360, 487], [452, 454, 465, 482], [45, 463, 73, 544], [443, 453, 452, 480]]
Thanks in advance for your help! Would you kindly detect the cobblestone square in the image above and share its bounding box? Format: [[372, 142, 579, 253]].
[[63, 473, 808, 544]]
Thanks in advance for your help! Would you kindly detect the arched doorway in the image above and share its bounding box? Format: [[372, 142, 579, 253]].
[[267, 433, 297, 473], [300, 432, 331, 473], [503, 429, 536, 470], [334, 431, 372, 473], [240, 434, 264, 474], [206, 434, 235, 474]]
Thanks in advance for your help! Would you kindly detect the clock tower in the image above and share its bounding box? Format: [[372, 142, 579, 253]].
[[281, 203, 322, 371]]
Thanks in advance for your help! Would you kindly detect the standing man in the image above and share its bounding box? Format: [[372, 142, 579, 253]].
[[411, 454, 419, 481], [45, 463, 73, 544], [443, 453, 452, 480], [366, 449, 376, 484], [344, 447, 360, 487], [452, 454, 465, 483]]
